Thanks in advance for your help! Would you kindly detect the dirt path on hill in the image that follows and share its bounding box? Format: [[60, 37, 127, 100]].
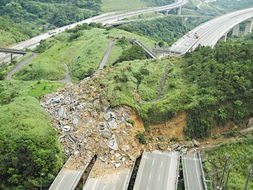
[[6, 53, 39, 80], [99, 41, 114, 69], [55, 64, 72, 83]]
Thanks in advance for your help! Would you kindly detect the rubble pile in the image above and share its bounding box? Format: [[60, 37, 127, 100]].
[[41, 74, 144, 170]]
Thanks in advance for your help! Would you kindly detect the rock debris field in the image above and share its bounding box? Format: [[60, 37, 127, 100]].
[[41, 73, 144, 175]]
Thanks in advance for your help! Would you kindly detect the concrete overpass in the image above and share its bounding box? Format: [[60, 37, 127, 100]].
[[0, 48, 28, 62], [129, 38, 157, 59], [168, 7, 253, 55], [133, 151, 180, 190], [182, 152, 207, 190], [83, 168, 132, 190], [0, 48, 27, 54], [49, 156, 93, 190]]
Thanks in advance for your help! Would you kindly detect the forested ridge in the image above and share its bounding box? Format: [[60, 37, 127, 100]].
[[0, 0, 102, 46], [118, 16, 208, 46], [0, 0, 101, 28]]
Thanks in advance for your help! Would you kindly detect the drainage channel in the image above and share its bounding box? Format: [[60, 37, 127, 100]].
[[127, 155, 142, 190], [76, 155, 97, 190], [178, 155, 186, 190]]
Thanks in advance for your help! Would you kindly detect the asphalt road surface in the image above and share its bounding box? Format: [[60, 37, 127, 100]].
[[169, 7, 253, 55], [133, 151, 180, 190], [6, 53, 39, 80], [83, 168, 132, 190], [55, 64, 72, 83], [182, 152, 204, 190], [0, 0, 187, 62], [49, 168, 85, 190], [49, 157, 91, 190]]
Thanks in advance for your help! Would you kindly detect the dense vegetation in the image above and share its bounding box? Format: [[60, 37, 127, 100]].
[[0, 0, 102, 47], [99, 34, 253, 138], [102, 0, 174, 11], [0, 0, 101, 28], [0, 17, 35, 47], [204, 134, 253, 189], [211, 0, 253, 12], [118, 16, 208, 46], [0, 80, 64, 189]]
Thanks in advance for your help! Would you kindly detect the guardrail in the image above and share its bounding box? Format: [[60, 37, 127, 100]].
[[0, 48, 28, 54], [128, 38, 157, 59], [197, 151, 208, 190]]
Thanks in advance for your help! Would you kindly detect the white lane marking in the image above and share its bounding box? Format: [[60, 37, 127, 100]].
[[69, 171, 83, 190], [54, 169, 68, 189], [167, 153, 175, 190], [149, 173, 152, 180], [134, 153, 147, 190], [183, 157, 190, 190], [92, 178, 99, 190], [158, 174, 161, 182], [152, 159, 155, 167], [160, 161, 164, 168], [122, 170, 131, 190], [194, 153, 203, 189]]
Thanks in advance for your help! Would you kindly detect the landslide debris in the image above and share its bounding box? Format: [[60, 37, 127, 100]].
[[41, 73, 144, 171]]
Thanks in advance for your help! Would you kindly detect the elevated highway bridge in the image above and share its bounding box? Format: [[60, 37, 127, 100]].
[[169, 7, 253, 55]]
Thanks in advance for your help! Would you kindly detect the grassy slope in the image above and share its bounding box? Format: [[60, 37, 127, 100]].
[[98, 34, 253, 138], [101, 0, 174, 12], [203, 135, 253, 189], [0, 17, 32, 47], [99, 58, 194, 125], [14, 26, 156, 82], [0, 80, 64, 189], [211, 0, 253, 13], [102, 0, 147, 12]]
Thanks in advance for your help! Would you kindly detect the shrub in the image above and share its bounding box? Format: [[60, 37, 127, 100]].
[[136, 132, 146, 144]]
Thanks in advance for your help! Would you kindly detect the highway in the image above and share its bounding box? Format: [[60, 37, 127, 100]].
[[83, 168, 132, 190], [169, 7, 253, 55], [182, 152, 206, 190], [0, 0, 187, 62], [93, 0, 188, 24], [49, 157, 91, 190], [133, 151, 180, 190]]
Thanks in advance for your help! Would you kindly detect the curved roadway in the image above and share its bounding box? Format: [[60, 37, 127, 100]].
[[170, 7, 253, 55], [0, 0, 187, 62]]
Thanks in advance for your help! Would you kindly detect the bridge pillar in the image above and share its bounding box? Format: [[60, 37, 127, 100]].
[[10, 54, 13, 63], [232, 24, 240, 36], [220, 32, 228, 42], [244, 20, 253, 35], [177, 7, 182, 15]]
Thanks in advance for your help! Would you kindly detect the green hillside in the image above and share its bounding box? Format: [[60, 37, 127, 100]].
[[102, 0, 174, 12], [14, 24, 156, 82], [0, 80, 64, 189], [118, 16, 208, 46], [98, 34, 253, 138], [0, 17, 35, 47], [203, 135, 253, 189]]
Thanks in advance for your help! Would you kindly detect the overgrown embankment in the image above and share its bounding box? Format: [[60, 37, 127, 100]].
[[0, 81, 64, 189], [98, 35, 253, 138]]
